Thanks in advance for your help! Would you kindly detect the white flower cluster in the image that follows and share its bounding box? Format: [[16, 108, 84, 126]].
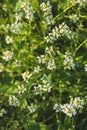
[[59, 23, 75, 40], [45, 22, 75, 43], [27, 103, 37, 113], [22, 71, 32, 82], [15, 12, 23, 22], [34, 74, 52, 95], [84, 64, 87, 71], [53, 97, 84, 117], [45, 26, 60, 43], [45, 46, 56, 70], [61, 103, 77, 117], [9, 95, 20, 107], [0, 108, 7, 117], [0, 63, 4, 73], [37, 53, 56, 70], [37, 49, 56, 70], [71, 0, 87, 6], [64, 52, 75, 70], [70, 97, 84, 109], [69, 14, 79, 23], [10, 1, 34, 33], [2, 50, 13, 61], [40, 1, 54, 25], [5, 36, 13, 44], [22, 67, 41, 83], [11, 8, 23, 33], [34, 83, 52, 95], [2, 24, 9, 33], [21, 1, 34, 23], [10, 22, 22, 33], [18, 84, 27, 94]]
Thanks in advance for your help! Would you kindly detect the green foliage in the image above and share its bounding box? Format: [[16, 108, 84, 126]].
[[0, 0, 87, 130]]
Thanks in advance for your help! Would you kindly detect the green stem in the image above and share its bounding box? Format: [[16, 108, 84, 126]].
[[6, 121, 18, 130], [79, 15, 87, 19], [71, 117, 75, 130], [56, 113, 61, 130], [74, 39, 87, 54], [54, 2, 77, 21], [43, 113, 56, 123]]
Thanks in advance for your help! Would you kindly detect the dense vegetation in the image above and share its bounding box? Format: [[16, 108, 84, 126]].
[[0, 0, 87, 129]]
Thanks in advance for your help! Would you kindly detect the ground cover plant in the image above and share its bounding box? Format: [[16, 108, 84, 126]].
[[0, 0, 87, 129]]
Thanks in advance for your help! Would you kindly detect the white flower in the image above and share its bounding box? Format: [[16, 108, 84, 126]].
[[18, 84, 27, 94], [45, 16, 54, 25], [15, 12, 23, 22], [10, 22, 22, 33], [64, 52, 75, 70], [40, 1, 52, 13], [69, 14, 79, 23], [2, 51, 13, 61], [52, 27, 60, 39], [45, 34, 53, 43], [22, 71, 32, 82], [43, 83, 52, 92], [59, 22, 69, 34], [3, 4, 7, 11], [0, 63, 4, 73], [45, 46, 55, 55], [33, 66, 41, 73], [59, 22, 74, 39], [25, 12, 34, 22], [5, 36, 13, 44], [61, 103, 77, 117], [9, 95, 20, 107], [37, 55, 47, 64], [34, 84, 43, 95], [53, 103, 59, 112], [21, 1, 35, 23], [53, 103, 62, 112], [2, 24, 9, 32], [76, 0, 87, 5], [84, 64, 87, 71], [40, 1, 53, 25], [41, 74, 48, 84], [21, 1, 30, 12], [47, 59, 56, 70], [45, 22, 73, 43], [45, 27, 60, 43], [13, 60, 21, 67], [70, 97, 84, 109], [28, 103, 37, 113], [0, 108, 7, 117]]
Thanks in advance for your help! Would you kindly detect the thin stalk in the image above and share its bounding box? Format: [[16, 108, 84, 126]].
[[54, 2, 77, 21], [43, 113, 56, 123], [74, 39, 87, 55]]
